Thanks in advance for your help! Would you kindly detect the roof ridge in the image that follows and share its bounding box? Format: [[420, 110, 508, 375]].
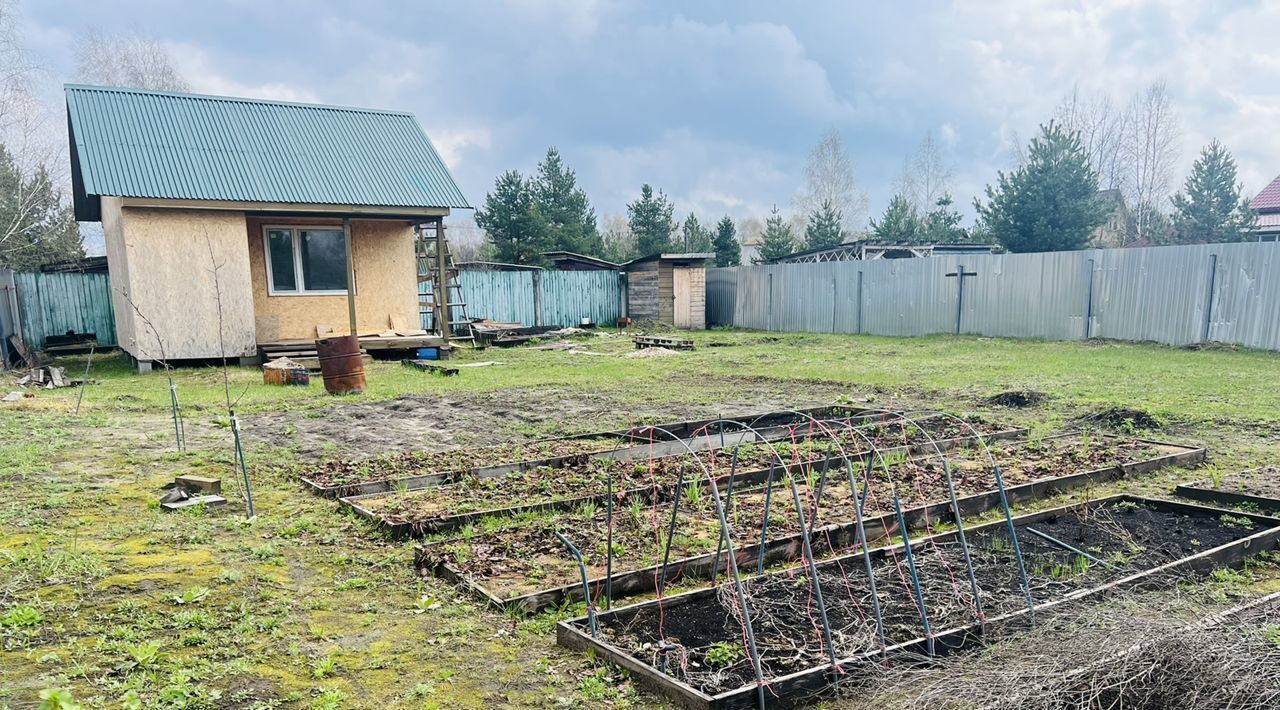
[[63, 83, 415, 117]]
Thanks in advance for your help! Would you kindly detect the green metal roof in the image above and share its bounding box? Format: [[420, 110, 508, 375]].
[[65, 84, 470, 221]]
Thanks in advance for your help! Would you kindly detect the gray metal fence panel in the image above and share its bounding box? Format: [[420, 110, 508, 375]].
[[702, 242, 1280, 350], [705, 267, 737, 326], [1210, 243, 1280, 350]]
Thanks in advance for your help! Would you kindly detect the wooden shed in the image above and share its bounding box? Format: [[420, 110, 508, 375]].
[[622, 252, 712, 329]]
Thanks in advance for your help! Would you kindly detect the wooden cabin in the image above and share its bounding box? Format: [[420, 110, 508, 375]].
[[65, 85, 470, 371], [622, 252, 712, 329]]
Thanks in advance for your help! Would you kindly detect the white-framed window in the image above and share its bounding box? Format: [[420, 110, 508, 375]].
[[263, 226, 350, 295]]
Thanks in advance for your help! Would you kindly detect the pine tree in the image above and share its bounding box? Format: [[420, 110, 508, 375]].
[[922, 193, 969, 243], [870, 195, 924, 243], [627, 184, 676, 258], [680, 213, 712, 253], [756, 205, 795, 263], [711, 216, 740, 267], [1170, 139, 1256, 244], [803, 199, 844, 250], [974, 122, 1108, 253], [530, 147, 603, 256], [0, 144, 83, 271], [474, 170, 547, 265]]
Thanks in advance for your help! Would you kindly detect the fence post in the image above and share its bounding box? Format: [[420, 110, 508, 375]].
[[532, 271, 542, 327], [767, 272, 774, 332], [1083, 257, 1096, 340], [856, 270, 864, 334], [1201, 253, 1218, 343], [831, 276, 837, 332]]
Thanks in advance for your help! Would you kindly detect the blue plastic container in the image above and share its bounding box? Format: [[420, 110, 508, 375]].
[[416, 347, 439, 360]]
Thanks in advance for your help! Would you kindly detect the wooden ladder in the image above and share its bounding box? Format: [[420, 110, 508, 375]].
[[416, 222, 476, 347]]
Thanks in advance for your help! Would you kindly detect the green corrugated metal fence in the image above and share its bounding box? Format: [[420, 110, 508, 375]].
[[454, 270, 623, 327], [14, 271, 117, 348]]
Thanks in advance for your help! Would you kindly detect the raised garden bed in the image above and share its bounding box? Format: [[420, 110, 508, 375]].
[[300, 405, 874, 498], [344, 415, 1022, 536], [557, 495, 1280, 709], [418, 435, 1204, 613], [1176, 466, 1280, 513]]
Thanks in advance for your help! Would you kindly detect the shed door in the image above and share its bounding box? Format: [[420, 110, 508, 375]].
[[673, 267, 693, 328]]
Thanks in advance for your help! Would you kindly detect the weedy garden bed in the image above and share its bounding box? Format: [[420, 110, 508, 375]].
[[417, 435, 1204, 613], [557, 496, 1280, 709], [299, 405, 873, 497], [1176, 466, 1280, 513], [343, 415, 1021, 536]]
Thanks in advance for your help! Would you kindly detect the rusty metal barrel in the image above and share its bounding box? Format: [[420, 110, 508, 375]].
[[315, 335, 366, 395]]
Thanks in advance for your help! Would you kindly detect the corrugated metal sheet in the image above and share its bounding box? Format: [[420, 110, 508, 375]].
[[705, 268, 737, 325], [710, 242, 1280, 350], [455, 270, 623, 328], [540, 271, 623, 327], [65, 84, 470, 211], [13, 271, 117, 347]]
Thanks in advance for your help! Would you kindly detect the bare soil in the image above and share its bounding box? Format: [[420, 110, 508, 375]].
[[420, 435, 1166, 600], [358, 417, 1010, 525], [588, 499, 1261, 697]]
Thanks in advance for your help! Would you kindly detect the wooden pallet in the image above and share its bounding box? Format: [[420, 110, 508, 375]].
[[632, 335, 694, 351]]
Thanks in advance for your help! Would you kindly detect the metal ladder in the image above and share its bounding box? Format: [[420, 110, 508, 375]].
[[416, 222, 476, 347]]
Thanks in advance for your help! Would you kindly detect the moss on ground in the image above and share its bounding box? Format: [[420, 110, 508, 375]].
[[1, 330, 1277, 707]]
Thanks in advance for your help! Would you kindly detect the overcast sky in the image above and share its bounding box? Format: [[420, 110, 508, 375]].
[[16, 0, 1280, 233]]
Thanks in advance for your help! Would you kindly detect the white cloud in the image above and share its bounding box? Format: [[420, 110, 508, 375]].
[[168, 43, 320, 103]]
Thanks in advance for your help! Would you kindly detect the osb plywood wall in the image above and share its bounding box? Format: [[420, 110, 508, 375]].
[[104, 199, 257, 361], [246, 217, 417, 342]]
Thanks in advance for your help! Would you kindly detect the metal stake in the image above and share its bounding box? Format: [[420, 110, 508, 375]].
[[994, 466, 1035, 619], [845, 462, 885, 648], [893, 494, 934, 657], [942, 461, 984, 623], [788, 471, 839, 669], [605, 469, 614, 610], [555, 532, 597, 637], [75, 342, 96, 415], [705, 474, 767, 709], [657, 466, 686, 596], [756, 463, 777, 575], [1026, 526, 1119, 571], [711, 447, 741, 582], [231, 413, 254, 518]]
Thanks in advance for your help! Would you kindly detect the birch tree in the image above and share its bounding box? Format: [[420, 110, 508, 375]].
[[794, 129, 868, 233], [74, 30, 190, 92], [1124, 82, 1180, 242]]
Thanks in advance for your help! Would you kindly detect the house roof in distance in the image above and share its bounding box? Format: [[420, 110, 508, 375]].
[[64, 84, 471, 221], [1251, 174, 1280, 213], [541, 251, 621, 269], [622, 252, 715, 267]]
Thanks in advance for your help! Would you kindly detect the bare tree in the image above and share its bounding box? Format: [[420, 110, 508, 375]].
[[600, 212, 634, 263], [896, 130, 953, 214], [1055, 85, 1128, 191], [0, 0, 80, 269], [794, 129, 869, 233], [1124, 81, 1180, 242], [74, 30, 189, 92]]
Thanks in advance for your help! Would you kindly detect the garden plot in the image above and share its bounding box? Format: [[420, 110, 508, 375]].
[[417, 434, 1203, 612], [343, 413, 1020, 536], [298, 405, 877, 497], [1177, 466, 1280, 513], [558, 496, 1280, 710]]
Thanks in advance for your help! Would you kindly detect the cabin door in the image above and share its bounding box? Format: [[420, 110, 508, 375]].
[[672, 267, 693, 328]]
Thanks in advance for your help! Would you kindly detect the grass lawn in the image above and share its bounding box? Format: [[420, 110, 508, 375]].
[[1, 330, 1278, 708]]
